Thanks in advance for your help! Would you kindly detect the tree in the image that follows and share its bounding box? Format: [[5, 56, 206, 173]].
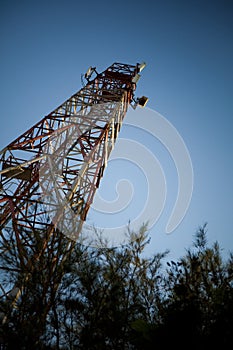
[[54, 223, 167, 349], [131, 224, 233, 348], [1, 223, 233, 349], [0, 225, 76, 349]]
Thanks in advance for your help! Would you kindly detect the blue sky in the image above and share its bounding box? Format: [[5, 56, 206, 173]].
[[1, 0, 233, 260]]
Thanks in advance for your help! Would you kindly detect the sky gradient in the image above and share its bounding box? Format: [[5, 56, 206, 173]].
[[1, 0, 233, 260]]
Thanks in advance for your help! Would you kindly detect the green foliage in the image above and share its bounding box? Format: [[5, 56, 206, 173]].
[[0, 224, 233, 349]]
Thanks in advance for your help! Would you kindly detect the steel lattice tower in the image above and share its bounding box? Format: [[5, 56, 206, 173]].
[[0, 62, 147, 319]]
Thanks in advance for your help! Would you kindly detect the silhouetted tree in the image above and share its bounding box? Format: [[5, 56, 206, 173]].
[[130, 224, 233, 348], [0, 225, 76, 349], [53, 223, 167, 349], [1, 223, 233, 349]]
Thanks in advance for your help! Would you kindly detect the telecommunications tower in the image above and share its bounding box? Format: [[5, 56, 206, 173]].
[[0, 62, 148, 318]]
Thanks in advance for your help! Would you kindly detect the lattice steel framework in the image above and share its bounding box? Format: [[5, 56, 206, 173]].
[[0, 62, 146, 306]]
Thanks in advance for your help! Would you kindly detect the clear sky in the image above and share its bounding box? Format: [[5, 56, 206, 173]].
[[1, 0, 233, 260]]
